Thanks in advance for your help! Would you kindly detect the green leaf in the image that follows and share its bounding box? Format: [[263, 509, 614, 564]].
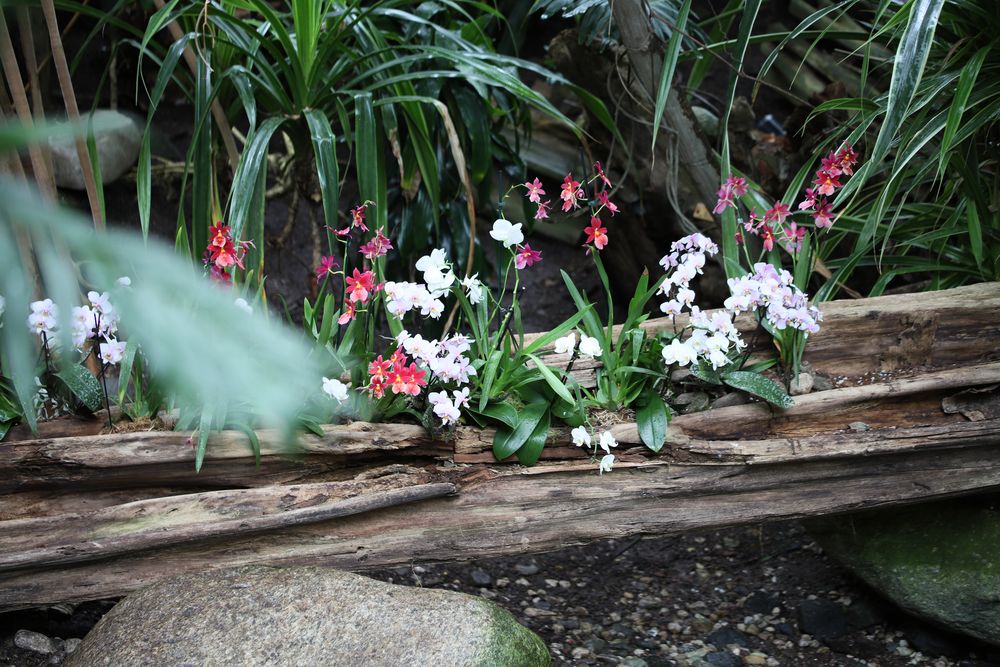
[[470, 402, 519, 430], [516, 408, 551, 467], [688, 362, 722, 385], [55, 364, 103, 412], [304, 109, 340, 230], [636, 391, 670, 453], [650, 0, 692, 152], [492, 401, 547, 460], [722, 370, 793, 409], [478, 349, 504, 411], [526, 353, 575, 405]]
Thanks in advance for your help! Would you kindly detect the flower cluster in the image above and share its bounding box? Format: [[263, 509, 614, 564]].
[[798, 144, 858, 229], [571, 425, 617, 475], [428, 388, 470, 426], [714, 145, 859, 253], [204, 223, 250, 284], [725, 263, 822, 334], [366, 349, 427, 399], [553, 331, 602, 359], [398, 331, 477, 386], [490, 219, 543, 270], [518, 163, 618, 254], [28, 286, 128, 364], [657, 233, 719, 320]]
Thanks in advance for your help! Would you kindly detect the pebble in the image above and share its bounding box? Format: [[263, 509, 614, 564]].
[[743, 654, 768, 666], [14, 630, 56, 655], [469, 568, 492, 586], [789, 372, 814, 395], [848, 421, 871, 431], [515, 563, 539, 576], [63, 638, 81, 655]]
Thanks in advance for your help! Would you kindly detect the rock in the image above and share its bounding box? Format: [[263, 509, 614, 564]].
[[743, 654, 767, 666], [743, 591, 780, 615], [848, 421, 870, 431], [711, 392, 749, 409], [705, 651, 742, 667], [470, 568, 492, 587], [65, 566, 548, 666], [809, 499, 1000, 647], [905, 623, 967, 657], [789, 372, 814, 396], [706, 625, 750, 648], [845, 598, 884, 631], [63, 638, 81, 655], [812, 375, 834, 392], [623, 658, 648, 667], [15, 629, 57, 654], [515, 562, 540, 576], [48, 110, 143, 189], [797, 599, 848, 641], [675, 391, 711, 414]]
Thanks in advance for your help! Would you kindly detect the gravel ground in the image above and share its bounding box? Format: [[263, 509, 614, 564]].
[[3, 521, 998, 665], [368, 521, 998, 667]]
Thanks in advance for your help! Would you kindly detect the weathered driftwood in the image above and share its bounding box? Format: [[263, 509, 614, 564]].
[[0, 283, 998, 611]]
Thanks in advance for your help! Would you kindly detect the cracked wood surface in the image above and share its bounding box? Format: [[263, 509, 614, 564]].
[[1, 283, 999, 611]]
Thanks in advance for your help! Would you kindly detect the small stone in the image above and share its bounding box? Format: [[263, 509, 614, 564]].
[[848, 421, 871, 431], [812, 375, 834, 391], [15, 630, 57, 655], [676, 392, 711, 413], [523, 607, 556, 618], [544, 579, 559, 588], [63, 638, 81, 655], [671, 368, 693, 383], [623, 658, 648, 667], [668, 622, 683, 634], [743, 591, 780, 615], [495, 577, 510, 588], [638, 596, 663, 609], [797, 599, 848, 641], [706, 625, 749, 648], [469, 568, 492, 586], [743, 654, 768, 666], [584, 637, 607, 652], [789, 372, 814, 395], [515, 563, 539, 576], [705, 651, 742, 667], [712, 392, 749, 409], [571, 647, 591, 660]]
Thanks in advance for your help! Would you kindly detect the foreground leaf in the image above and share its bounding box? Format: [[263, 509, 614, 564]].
[[722, 370, 794, 409]]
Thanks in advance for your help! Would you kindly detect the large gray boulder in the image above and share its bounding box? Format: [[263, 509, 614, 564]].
[[48, 110, 143, 189], [809, 498, 1000, 646], [66, 565, 549, 666]]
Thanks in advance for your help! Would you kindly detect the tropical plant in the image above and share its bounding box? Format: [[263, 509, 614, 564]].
[[135, 0, 616, 293], [0, 121, 324, 468], [800, 0, 1000, 294]]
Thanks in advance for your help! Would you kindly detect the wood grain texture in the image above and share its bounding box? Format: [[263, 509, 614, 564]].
[[1, 283, 999, 610]]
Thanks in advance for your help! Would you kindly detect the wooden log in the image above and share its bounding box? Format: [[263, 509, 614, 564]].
[[526, 281, 1000, 385], [3, 443, 999, 611], [0, 482, 456, 572], [0, 422, 446, 495], [1, 283, 999, 610]]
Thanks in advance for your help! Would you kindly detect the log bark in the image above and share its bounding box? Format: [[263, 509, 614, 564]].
[[2, 443, 999, 611], [1, 283, 999, 610]]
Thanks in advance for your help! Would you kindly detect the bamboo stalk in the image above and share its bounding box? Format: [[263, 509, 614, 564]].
[[0, 9, 57, 199], [39, 0, 104, 229], [15, 6, 56, 182]]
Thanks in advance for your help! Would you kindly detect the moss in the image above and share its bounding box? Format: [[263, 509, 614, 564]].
[[476, 600, 550, 666], [809, 499, 1000, 646]]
